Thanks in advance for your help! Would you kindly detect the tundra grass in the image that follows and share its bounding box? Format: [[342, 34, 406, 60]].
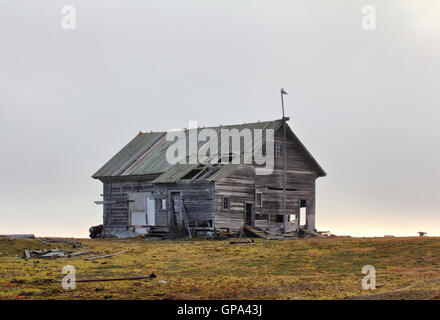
[[0, 237, 440, 300]]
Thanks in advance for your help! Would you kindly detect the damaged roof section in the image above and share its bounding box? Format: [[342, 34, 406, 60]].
[[152, 163, 240, 183]]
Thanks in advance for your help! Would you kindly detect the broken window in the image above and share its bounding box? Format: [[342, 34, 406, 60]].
[[198, 165, 222, 179], [288, 214, 297, 222], [256, 193, 263, 207], [222, 196, 231, 209], [182, 168, 204, 180], [161, 198, 167, 210]]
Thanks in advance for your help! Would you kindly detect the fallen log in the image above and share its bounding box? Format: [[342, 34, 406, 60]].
[[85, 250, 127, 261], [67, 251, 93, 258], [75, 273, 157, 283], [35, 238, 51, 246]]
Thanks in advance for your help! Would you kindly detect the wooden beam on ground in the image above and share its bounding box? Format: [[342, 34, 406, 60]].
[[68, 251, 93, 258], [84, 250, 127, 261], [36, 238, 51, 246], [75, 274, 156, 283]]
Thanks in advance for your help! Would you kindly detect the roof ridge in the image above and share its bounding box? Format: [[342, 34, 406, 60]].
[[138, 119, 282, 135]]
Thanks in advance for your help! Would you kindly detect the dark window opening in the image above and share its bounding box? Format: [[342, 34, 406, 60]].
[[270, 215, 284, 223], [222, 196, 231, 209], [255, 214, 268, 221], [256, 193, 263, 207], [275, 143, 282, 157]]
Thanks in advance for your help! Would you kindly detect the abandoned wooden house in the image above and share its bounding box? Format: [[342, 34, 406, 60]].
[[92, 119, 326, 238]]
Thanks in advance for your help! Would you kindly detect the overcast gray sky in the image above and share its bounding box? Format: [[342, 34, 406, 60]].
[[0, 0, 439, 237]]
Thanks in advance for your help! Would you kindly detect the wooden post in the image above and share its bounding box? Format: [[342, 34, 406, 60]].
[[297, 200, 300, 239], [280, 88, 289, 234], [282, 117, 287, 233]]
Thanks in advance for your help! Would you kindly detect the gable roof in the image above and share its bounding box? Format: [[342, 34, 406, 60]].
[[92, 119, 326, 182]]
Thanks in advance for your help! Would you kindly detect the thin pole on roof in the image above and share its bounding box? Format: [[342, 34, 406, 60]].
[[280, 88, 289, 235]]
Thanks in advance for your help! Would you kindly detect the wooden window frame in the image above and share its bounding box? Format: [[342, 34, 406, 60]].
[[256, 192, 263, 207], [222, 196, 231, 210], [275, 143, 282, 157]]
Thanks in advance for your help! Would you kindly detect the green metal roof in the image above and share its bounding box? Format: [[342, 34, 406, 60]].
[[92, 119, 326, 182]]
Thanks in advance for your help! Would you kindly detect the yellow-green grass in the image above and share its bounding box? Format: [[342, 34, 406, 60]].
[[1, 237, 440, 300]]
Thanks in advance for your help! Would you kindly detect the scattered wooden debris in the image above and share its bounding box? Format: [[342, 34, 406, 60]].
[[85, 250, 127, 261], [39, 249, 67, 258], [75, 273, 156, 283], [23, 248, 91, 259], [299, 227, 325, 238], [243, 226, 269, 239], [230, 239, 254, 245], [42, 239, 82, 248]]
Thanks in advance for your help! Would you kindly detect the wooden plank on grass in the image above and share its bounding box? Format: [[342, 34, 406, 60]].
[[84, 250, 127, 261], [76, 274, 156, 283]]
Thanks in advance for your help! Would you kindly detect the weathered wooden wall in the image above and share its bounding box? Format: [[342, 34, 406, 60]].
[[214, 165, 255, 233], [102, 179, 154, 237], [255, 127, 319, 231], [101, 179, 215, 237], [214, 125, 320, 234], [156, 182, 215, 228]]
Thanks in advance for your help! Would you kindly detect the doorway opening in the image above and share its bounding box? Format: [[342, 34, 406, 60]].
[[171, 192, 182, 227], [299, 200, 307, 227], [245, 203, 254, 226]]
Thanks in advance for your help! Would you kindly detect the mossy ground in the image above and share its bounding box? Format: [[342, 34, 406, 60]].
[[1, 237, 440, 300]]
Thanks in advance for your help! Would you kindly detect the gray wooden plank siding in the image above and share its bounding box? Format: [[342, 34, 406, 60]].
[[214, 165, 255, 233], [214, 125, 320, 233], [102, 179, 215, 236], [156, 182, 215, 228], [102, 180, 154, 236]]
